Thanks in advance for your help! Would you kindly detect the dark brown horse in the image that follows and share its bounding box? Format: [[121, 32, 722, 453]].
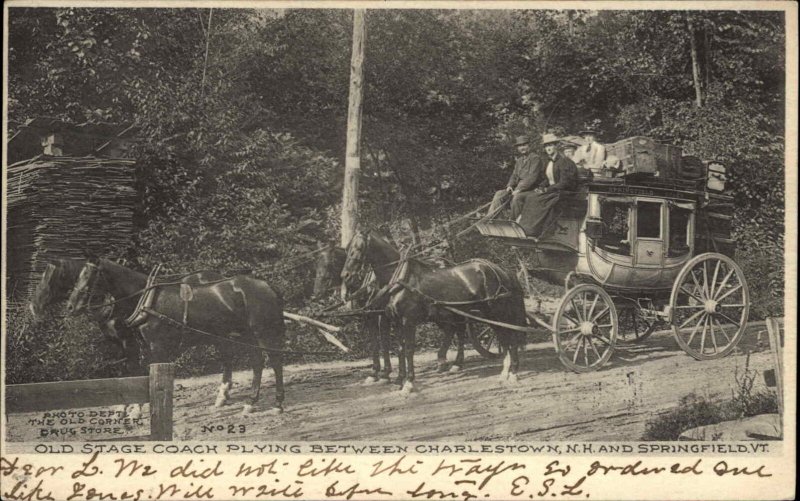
[[342, 229, 526, 393], [66, 258, 286, 414], [337, 230, 470, 377], [29, 258, 143, 375], [314, 245, 394, 383]]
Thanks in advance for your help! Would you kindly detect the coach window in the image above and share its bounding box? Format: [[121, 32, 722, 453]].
[[636, 201, 662, 239], [598, 199, 631, 255], [668, 204, 692, 257]]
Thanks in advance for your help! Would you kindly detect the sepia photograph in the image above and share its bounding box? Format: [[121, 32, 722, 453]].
[[2, 1, 795, 499]]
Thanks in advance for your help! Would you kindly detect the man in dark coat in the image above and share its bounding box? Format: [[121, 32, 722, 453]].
[[487, 135, 545, 219], [518, 133, 579, 237]]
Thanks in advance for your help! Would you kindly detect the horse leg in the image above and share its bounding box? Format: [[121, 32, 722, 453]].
[[401, 323, 418, 394], [436, 326, 454, 373], [395, 322, 407, 386], [451, 323, 466, 372], [266, 350, 285, 415], [379, 316, 392, 383], [365, 316, 381, 385], [242, 348, 264, 415], [215, 345, 234, 408]]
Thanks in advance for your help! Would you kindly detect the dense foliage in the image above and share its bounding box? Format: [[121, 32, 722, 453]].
[[7, 8, 787, 381]]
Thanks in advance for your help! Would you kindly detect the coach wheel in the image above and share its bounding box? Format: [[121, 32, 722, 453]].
[[467, 322, 503, 359], [670, 253, 750, 360], [553, 284, 618, 372]]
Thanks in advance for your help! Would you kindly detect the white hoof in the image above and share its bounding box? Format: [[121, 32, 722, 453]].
[[376, 378, 390, 385], [363, 375, 379, 385], [214, 395, 227, 408], [241, 404, 253, 415], [507, 373, 519, 385], [401, 381, 416, 394], [499, 370, 509, 383], [449, 365, 462, 373], [264, 406, 283, 416]]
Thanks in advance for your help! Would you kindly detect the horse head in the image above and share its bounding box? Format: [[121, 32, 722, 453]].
[[29, 263, 58, 323], [65, 257, 103, 316], [341, 229, 371, 294], [313, 243, 345, 299]]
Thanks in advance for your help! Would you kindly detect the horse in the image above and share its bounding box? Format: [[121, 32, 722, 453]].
[[337, 230, 472, 377], [29, 258, 143, 376], [341, 229, 526, 393], [66, 258, 286, 414], [313, 244, 394, 384]]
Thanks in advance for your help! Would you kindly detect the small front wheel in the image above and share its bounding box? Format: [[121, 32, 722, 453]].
[[552, 284, 618, 372], [467, 322, 503, 359]]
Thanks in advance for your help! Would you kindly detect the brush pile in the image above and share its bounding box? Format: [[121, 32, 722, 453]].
[[7, 155, 136, 303]]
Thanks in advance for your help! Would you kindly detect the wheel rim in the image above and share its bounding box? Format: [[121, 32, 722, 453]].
[[617, 304, 657, 344], [467, 323, 503, 359], [552, 284, 617, 372], [670, 253, 749, 360]]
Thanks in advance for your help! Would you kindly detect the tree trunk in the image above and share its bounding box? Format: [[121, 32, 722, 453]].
[[688, 19, 703, 108], [341, 9, 366, 248]]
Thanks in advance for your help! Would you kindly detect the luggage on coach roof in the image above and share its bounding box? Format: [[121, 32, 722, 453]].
[[605, 136, 682, 179]]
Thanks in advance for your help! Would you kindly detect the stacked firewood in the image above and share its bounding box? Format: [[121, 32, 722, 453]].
[[7, 156, 136, 303]]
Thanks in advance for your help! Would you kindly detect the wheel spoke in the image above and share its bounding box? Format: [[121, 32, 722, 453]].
[[702, 261, 710, 300], [717, 312, 741, 329], [591, 305, 610, 323], [561, 314, 581, 327], [712, 268, 736, 301], [719, 303, 746, 308], [675, 304, 706, 309], [712, 317, 732, 344], [581, 292, 589, 322], [573, 337, 583, 363], [560, 327, 583, 335], [583, 335, 590, 366], [678, 308, 705, 330], [586, 294, 600, 322], [685, 313, 706, 346], [690, 270, 706, 300], [709, 319, 718, 353], [716, 285, 743, 303], [571, 298, 584, 322], [709, 260, 721, 298], [699, 316, 709, 353], [596, 323, 614, 329], [595, 334, 613, 346], [680, 286, 706, 304], [588, 337, 603, 361]]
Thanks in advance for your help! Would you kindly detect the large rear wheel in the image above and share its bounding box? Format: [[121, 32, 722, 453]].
[[553, 284, 618, 372], [670, 253, 749, 360]]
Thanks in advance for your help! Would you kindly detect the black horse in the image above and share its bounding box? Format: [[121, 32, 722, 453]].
[[66, 258, 286, 414], [29, 258, 144, 375], [313, 244, 394, 383], [341, 229, 527, 393]]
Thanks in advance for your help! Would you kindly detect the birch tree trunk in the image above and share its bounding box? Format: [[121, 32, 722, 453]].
[[341, 10, 366, 248], [688, 19, 703, 108]]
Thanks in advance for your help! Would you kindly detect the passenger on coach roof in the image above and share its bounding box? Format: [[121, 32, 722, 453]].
[[572, 125, 607, 174], [486, 134, 545, 221]]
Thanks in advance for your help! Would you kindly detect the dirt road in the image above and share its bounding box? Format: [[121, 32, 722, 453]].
[[8, 321, 776, 443]]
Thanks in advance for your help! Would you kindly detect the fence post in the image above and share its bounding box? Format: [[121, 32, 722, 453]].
[[765, 317, 783, 436], [148, 363, 174, 441]]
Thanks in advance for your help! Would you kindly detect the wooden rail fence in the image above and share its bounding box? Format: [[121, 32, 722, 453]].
[[6, 363, 174, 441]]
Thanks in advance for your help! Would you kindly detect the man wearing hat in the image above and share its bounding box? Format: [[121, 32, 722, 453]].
[[572, 126, 606, 174], [517, 133, 578, 237], [486, 134, 545, 219]]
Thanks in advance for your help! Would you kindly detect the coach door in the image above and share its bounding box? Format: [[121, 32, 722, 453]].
[[633, 199, 665, 267]]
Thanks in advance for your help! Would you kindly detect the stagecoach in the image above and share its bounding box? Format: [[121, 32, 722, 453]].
[[473, 170, 749, 372]]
